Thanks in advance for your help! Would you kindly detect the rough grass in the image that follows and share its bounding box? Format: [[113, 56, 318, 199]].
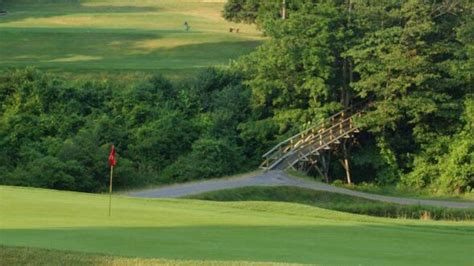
[[188, 186, 474, 220], [337, 182, 474, 202], [0, 0, 263, 77], [0, 246, 300, 266], [1, 185, 474, 265], [286, 169, 474, 202]]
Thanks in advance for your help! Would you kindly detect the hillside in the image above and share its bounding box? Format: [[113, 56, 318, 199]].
[[1, 185, 473, 265], [0, 0, 263, 77]]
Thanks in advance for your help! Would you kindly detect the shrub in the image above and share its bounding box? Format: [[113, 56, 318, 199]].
[[161, 138, 243, 183]]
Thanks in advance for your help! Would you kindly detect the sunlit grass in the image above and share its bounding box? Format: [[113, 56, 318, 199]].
[[189, 186, 474, 220], [0, 246, 301, 266], [0, 185, 473, 265], [0, 0, 263, 76]]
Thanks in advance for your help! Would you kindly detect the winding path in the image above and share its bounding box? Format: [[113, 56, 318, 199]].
[[128, 171, 474, 209]]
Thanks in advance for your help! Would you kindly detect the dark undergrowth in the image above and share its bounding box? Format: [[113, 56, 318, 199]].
[[188, 186, 474, 221]]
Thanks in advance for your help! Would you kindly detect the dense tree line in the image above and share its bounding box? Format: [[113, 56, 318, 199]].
[[225, 0, 473, 193], [0, 68, 256, 192]]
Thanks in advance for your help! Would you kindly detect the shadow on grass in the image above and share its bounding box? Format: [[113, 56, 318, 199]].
[[0, 28, 262, 70], [0, 225, 473, 265], [0, 2, 160, 24], [1, 245, 283, 266]]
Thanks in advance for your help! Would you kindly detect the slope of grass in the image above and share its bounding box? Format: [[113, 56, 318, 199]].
[[1, 185, 474, 265], [189, 186, 474, 220], [0, 0, 263, 77], [336, 182, 474, 202], [286, 170, 474, 202]]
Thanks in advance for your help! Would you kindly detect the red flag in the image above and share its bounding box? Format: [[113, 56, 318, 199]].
[[108, 145, 116, 167]]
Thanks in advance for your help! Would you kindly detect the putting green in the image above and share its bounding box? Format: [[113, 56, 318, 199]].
[[0, 0, 263, 74], [1, 186, 473, 265]]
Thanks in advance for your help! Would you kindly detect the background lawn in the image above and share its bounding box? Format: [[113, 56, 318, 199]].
[[1, 185, 473, 265], [0, 0, 263, 78]]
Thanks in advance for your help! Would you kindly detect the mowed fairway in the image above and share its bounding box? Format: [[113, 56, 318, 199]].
[[1, 186, 473, 265], [0, 0, 263, 75]]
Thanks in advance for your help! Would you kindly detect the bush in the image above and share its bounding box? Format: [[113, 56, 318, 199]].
[[0, 68, 257, 192], [161, 138, 244, 183]]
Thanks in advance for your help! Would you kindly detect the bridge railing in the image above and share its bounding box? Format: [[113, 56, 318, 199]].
[[285, 114, 360, 167], [260, 101, 367, 170]]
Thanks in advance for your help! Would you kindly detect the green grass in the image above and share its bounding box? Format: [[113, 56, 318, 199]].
[[286, 169, 474, 202], [189, 186, 474, 220], [1, 185, 474, 265], [0, 0, 263, 78], [0, 246, 299, 266], [338, 183, 474, 202]]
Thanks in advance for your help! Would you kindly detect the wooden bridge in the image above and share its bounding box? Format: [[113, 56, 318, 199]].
[[260, 102, 367, 183]]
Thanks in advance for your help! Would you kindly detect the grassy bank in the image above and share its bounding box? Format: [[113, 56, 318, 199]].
[[0, 0, 263, 78], [189, 186, 474, 220], [1, 185, 473, 265], [336, 182, 474, 202], [286, 170, 474, 202]]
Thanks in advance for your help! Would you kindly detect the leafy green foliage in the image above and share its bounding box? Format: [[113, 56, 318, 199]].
[[0, 68, 254, 191], [233, 0, 473, 192], [405, 98, 474, 193], [345, 0, 472, 192], [236, 1, 347, 128], [161, 138, 243, 183], [1, 1, 472, 195], [222, 0, 260, 24]]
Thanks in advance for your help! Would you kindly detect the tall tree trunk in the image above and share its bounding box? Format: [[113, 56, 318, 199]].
[[341, 0, 354, 108], [282, 0, 286, 20], [341, 139, 352, 184]]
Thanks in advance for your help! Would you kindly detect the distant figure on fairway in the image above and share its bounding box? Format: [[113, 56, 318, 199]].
[[229, 27, 239, 33], [184, 21, 190, 31]]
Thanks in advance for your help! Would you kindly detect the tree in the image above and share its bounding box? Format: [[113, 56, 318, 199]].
[[437, 98, 474, 193], [230, 0, 472, 188], [222, 0, 260, 24], [348, 0, 471, 186], [222, 0, 305, 27], [234, 1, 367, 150]]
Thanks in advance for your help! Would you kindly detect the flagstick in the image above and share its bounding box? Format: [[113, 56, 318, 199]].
[[108, 165, 114, 217]]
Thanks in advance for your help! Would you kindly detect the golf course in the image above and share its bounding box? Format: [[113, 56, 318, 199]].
[[0, 0, 262, 77], [1, 0, 474, 265], [1, 185, 473, 265]]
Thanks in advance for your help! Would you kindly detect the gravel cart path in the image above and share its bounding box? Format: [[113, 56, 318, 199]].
[[128, 171, 474, 209]]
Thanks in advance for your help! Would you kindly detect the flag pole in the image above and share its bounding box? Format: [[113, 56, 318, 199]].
[[108, 165, 114, 217], [107, 144, 116, 217]]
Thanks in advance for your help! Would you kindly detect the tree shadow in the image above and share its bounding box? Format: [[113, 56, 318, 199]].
[[0, 27, 262, 71], [0, 224, 473, 265]]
